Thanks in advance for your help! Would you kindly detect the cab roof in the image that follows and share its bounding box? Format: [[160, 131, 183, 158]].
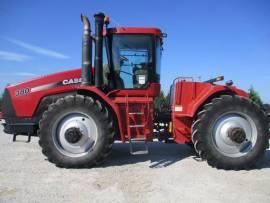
[[107, 27, 162, 37]]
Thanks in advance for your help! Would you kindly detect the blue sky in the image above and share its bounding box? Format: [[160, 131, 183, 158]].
[[0, 0, 270, 102]]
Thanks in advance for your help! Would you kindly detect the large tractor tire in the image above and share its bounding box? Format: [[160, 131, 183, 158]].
[[192, 95, 269, 170], [39, 95, 114, 168]]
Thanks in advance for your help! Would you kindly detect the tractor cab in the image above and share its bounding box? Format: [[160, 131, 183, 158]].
[[103, 28, 163, 93]]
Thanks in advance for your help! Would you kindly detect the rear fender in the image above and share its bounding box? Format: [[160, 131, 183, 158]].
[[173, 81, 248, 117]]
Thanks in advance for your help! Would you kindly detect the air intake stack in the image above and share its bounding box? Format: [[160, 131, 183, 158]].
[[81, 14, 92, 85]]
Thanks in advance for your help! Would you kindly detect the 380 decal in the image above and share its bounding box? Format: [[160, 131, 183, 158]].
[[15, 88, 30, 96]]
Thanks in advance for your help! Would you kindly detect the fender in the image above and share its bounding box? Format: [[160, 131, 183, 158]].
[[189, 85, 248, 117], [173, 81, 248, 118]]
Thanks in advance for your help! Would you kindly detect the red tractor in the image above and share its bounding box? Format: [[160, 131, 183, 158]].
[[1, 13, 269, 169]]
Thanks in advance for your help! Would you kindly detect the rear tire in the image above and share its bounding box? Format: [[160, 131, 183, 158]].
[[192, 95, 268, 170], [39, 95, 114, 168], [262, 104, 270, 140]]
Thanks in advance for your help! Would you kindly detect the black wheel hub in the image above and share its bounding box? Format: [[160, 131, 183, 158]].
[[65, 127, 83, 144], [228, 127, 246, 144]]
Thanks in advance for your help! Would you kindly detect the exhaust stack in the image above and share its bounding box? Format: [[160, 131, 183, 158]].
[[94, 12, 105, 88], [81, 14, 92, 85]]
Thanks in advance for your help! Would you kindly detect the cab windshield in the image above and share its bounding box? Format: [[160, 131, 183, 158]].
[[111, 35, 154, 89]]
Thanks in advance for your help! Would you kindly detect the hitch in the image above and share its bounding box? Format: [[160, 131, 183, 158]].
[[13, 133, 32, 143]]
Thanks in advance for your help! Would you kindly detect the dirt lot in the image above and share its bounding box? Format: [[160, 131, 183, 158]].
[[0, 125, 270, 203]]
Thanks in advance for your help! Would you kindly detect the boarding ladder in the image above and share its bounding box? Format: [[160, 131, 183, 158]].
[[125, 96, 150, 155]]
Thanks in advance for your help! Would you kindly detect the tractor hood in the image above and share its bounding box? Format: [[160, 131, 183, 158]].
[[2, 68, 82, 118], [6, 68, 82, 95]]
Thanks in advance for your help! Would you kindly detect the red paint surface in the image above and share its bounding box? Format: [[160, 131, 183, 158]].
[[5, 68, 248, 143], [107, 27, 162, 36]]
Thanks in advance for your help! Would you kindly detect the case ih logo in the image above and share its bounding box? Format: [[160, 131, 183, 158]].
[[30, 78, 82, 93], [62, 78, 82, 85], [15, 88, 30, 96]]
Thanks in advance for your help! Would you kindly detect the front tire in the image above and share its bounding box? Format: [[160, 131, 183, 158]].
[[39, 95, 114, 168], [192, 95, 268, 170]]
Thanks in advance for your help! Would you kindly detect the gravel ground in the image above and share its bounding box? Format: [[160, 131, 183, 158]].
[[0, 125, 270, 203]]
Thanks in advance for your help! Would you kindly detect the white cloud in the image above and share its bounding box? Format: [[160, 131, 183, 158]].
[[6, 38, 69, 59], [0, 51, 31, 62], [0, 72, 37, 77], [15, 72, 37, 76]]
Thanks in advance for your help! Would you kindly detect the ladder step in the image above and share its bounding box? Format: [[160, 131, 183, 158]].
[[129, 125, 144, 128], [129, 139, 148, 155], [131, 150, 148, 155], [128, 112, 143, 115], [130, 137, 146, 141]]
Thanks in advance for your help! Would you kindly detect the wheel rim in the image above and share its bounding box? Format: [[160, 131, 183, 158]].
[[212, 112, 257, 158], [52, 112, 98, 157]]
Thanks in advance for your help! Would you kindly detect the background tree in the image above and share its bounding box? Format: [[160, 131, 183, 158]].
[[0, 94, 2, 111], [248, 86, 263, 107], [154, 91, 170, 112]]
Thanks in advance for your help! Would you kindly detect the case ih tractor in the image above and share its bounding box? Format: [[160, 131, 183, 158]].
[[1, 13, 269, 169]]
